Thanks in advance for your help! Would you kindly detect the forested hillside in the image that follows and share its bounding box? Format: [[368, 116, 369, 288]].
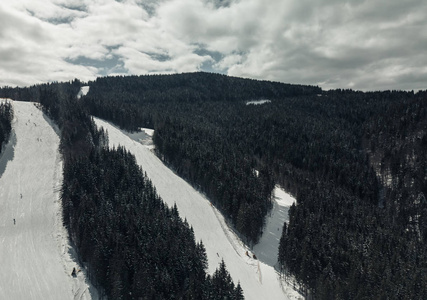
[[0, 81, 242, 299], [276, 91, 425, 299], [0, 101, 13, 153], [82, 72, 321, 244], [77, 74, 426, 299], [82, 72, 320, 132], [1, 73, 426, 299]]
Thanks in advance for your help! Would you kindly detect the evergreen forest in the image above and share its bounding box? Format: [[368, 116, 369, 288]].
[[1, 72, 426, 299]]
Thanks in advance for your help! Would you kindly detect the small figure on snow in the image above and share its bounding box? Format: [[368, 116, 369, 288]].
[[71, 267, 77, 277], [13, 219, 16, 225]]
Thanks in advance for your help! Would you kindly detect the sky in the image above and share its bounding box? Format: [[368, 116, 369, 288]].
[[0, 0, 426, 91]]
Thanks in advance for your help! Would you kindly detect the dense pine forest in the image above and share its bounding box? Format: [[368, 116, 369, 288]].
[[82, 73, 321, 244], [78, 73, 425, 299], [0, 80, 243, 299], [0, 101, 13, 154], [1, 72, 426, 299]]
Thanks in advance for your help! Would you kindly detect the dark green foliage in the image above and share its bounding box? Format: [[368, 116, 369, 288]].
[[0, 101, 13, 152], [0, 78, 82, 104], [83, 72, 320, 132], [278, 90, 427, 299], [151, 106, 276, 244], [203, 260, 244, 300], [62, 146, 206, 298], [89, 71, 319, 103]]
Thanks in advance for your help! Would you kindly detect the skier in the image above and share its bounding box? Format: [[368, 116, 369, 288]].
[[71, 267, 77, 277], [13, 219, 15, 225]]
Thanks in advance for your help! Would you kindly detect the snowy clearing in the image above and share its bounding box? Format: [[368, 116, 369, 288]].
[[0, 101, 96, 300], [94, 117, 302, 300], [253, 186, 295, 267], [246, 99, 271, 105], [77, 86, 90, 99]]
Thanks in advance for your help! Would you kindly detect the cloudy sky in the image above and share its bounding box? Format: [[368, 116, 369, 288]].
[[1, 0, 426, 91]]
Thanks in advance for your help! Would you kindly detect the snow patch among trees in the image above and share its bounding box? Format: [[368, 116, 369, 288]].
[[253, 186, 295, 267], [77, 86, 90, 99], [246, 99, 271, 105]]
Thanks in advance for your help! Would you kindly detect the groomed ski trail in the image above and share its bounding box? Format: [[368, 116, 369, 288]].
[[0, 101, 95, 300], [94, 117, 302, 300]]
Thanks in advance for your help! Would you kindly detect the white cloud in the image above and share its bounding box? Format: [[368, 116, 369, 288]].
[[0, 4, 95, 86], [214, 54, 242, 71], [0, 0, 426, 90]]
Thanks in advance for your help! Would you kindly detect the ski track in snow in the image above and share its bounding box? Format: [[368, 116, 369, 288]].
[[0, 101, 96, 300], [94, 117, 303, 300]]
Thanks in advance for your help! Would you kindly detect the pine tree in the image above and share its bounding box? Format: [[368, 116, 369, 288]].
[[211, 260, 235, 299], [233, 282, 244, 300]]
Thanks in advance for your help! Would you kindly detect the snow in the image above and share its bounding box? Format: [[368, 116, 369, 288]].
[[246, 99, 271, 105], [253, 169, 259, 177], [123, 128, 155, 149], [253, 186, 295, 267], [77, 86, 90, 99], [94, 117, 302, 300], [273, 185, 296, 207], [0, 101, 96, 300]]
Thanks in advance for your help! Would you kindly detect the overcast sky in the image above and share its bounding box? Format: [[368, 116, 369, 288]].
[[1, 0, 426, 91]]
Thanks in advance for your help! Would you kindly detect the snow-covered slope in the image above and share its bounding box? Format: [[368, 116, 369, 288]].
[[77, 86, 90, 99], [94, 117, 302, 300], [0, 101, 95, 300], [253, 186, 295, 268]]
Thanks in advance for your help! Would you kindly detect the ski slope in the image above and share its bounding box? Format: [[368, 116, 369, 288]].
[[253, 186, 295, 268], [0, 101, 95, 300], [94, 117, 302, 300]]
